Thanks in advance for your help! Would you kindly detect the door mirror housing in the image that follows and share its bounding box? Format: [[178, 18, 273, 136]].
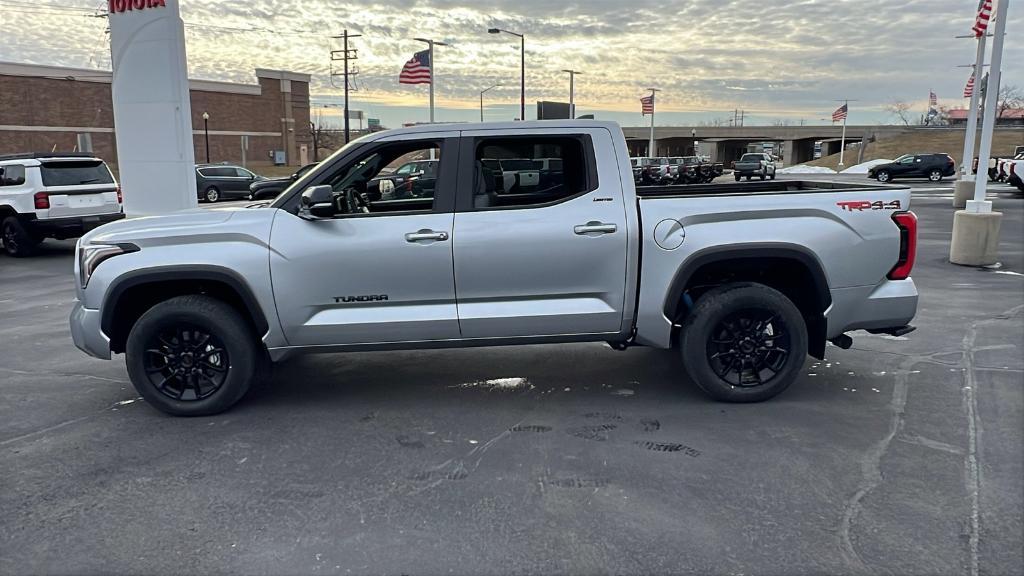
[[299, 185, 336, 219]]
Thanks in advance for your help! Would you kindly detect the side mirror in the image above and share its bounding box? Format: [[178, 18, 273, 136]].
[[299, 185, 336, 219]]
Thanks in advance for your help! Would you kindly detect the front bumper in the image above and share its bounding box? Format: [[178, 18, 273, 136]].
[[25, 212, 125, 239], [826, 279, 919, 338], [70, 300, 111, 360]]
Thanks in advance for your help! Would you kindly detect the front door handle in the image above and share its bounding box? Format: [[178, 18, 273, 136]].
[[405, 229, 449, 242], [574, 222, 618, 235]]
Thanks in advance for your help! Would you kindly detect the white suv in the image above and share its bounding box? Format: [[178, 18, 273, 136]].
[[0, 153, 124, 257]]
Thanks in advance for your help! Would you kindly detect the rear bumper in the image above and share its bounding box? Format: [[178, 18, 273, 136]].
[[826, 279, 919, 338], [23, 212, 124, 238], [70, 300, 111, 360]]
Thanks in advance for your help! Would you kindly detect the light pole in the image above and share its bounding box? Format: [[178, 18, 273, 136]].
[[691, 128, 698, 156], [561, 69, 582, 118], [413, 37, 449, 123], [202, 111, 210, 163], [480, 84, 502, 122], [488, 28, 524, 120]]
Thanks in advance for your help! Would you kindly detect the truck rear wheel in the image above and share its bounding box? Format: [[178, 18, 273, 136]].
[[678, 282, 808, 402], [125, 295, 258, 416]]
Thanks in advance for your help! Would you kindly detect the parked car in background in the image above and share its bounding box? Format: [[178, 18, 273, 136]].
[[1007, 156, 1024, 192], [631, 157, 672, 185], [868, 154, 955, 183], [249, 163, 319, 201], [0, 152, 123, 257], [733, 153, 777, 181], [195, 164, 265, 203]]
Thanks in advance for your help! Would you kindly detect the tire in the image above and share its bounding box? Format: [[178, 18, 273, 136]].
[[876, 170, 891, 183], [125, 295, 258, 416], [759, 171, 766, 181], [2, 216, 40, 257], [678, 282, 808, 403], [204, 186, 221, 203], [928, 169, 943, 182], [745, 176, 751, 181], [769, 170, 776, 180], [734, 174, 741, 182]]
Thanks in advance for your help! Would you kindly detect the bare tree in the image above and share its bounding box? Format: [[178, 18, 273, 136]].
[[884, 100, 914, 126], [998, 84, 1023, 117]]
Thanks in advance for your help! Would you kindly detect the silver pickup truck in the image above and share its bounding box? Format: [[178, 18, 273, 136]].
[[70, 120, 918, 416]]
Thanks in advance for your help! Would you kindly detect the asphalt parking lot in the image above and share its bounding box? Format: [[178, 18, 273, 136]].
[[1, 179, 1022, 575]]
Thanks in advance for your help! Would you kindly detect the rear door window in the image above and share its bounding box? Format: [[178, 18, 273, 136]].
[[39, 161, 114, 187], [468, 136, 595, 210]]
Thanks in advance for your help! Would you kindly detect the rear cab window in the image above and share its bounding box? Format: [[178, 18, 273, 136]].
[[39, 160, 114, 187]]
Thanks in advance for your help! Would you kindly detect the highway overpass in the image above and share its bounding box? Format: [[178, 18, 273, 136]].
[[620, 125, 966, 165]]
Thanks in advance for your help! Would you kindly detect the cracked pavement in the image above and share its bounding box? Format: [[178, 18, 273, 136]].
[[1, 187, 1021, 575]]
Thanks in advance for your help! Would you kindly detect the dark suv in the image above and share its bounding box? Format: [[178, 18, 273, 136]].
[[868, 153, 956, 183], [195, 164, 265, 203]]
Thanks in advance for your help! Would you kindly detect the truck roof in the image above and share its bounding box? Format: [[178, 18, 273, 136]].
[[372, 119, 622, 138]]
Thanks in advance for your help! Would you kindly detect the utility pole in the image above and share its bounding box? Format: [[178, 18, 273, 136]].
[[331, 30, 361, 144]]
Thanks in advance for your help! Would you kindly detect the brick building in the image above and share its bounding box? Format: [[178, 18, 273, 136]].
[[0, 61, 312, 168]]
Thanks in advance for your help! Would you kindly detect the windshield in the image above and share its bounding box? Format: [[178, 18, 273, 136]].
[[894, 154, 913, 162], [39, 161, 114, 186], [740, 154, 762, 162]]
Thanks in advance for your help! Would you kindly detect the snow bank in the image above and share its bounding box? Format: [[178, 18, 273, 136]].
[[840, 159, 894, 174], [776, 165, 837, 174]]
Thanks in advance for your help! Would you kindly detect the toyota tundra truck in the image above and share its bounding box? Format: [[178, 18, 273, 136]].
[[69, 121, 918, 416]]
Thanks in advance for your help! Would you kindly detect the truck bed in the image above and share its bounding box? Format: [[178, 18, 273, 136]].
[[636, 180, 907, 198]]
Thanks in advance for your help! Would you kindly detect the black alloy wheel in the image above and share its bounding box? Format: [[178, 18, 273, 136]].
[[143, 325, 230, 401], [706, 309, 791, 388]]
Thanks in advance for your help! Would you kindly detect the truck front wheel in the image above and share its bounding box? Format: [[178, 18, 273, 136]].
[[125, 295, 258, 416], [679, 282, 808, 402]]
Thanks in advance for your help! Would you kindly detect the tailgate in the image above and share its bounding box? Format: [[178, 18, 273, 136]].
[[37, 160, 120, 218]]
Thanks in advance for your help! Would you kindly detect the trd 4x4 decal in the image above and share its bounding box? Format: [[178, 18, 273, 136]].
[[837, 200, 902, 212]]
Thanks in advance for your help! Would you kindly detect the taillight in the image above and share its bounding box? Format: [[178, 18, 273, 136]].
[[888, 211, 917, 280], [34, 192, 50, 210], [116, 185, 123, 204]]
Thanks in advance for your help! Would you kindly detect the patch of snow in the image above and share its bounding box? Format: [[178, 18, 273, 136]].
[[777, 165, 837, 174], [994, 270, 1023, 277], [840, 159, 894, 174], [455, 377, 532, 391]]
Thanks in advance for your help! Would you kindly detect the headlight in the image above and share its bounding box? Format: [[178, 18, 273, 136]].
[[78, 242, 137, 289]]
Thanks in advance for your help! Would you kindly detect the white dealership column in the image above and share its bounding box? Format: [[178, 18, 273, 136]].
[[950, 0, 1007, 267], [954, 34, 988, 209], [108, 0, 198, 216]]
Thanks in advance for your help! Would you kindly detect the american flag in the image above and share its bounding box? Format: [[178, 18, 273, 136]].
[[832, 103, 848, 122], [641, 94, 654, 115], [929, 91, 938, 106], [964, 74, 975, 98], [399, 50, 431, 85], [972, 0, 993, 37]]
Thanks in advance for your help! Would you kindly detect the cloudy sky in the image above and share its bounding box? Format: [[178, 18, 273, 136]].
[[2, 0, 1021, 128]]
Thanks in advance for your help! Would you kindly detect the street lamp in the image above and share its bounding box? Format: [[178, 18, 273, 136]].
[[561, 69, 582, 118], [202, 111, 210, 163], [488, 27, 524, 121], [691, 128, 698, 155], [479, 84, 502, 122]]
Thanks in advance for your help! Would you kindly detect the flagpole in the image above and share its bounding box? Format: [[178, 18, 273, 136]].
[[838, 100, 848, 169], [961, 33, 988, 180], [645, 88, 660, 157], [970, 0, 1007, 212]]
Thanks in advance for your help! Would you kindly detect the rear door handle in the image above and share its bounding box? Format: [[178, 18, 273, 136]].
[[405, 230, 449, 242], [574, 222, 618, 235]]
